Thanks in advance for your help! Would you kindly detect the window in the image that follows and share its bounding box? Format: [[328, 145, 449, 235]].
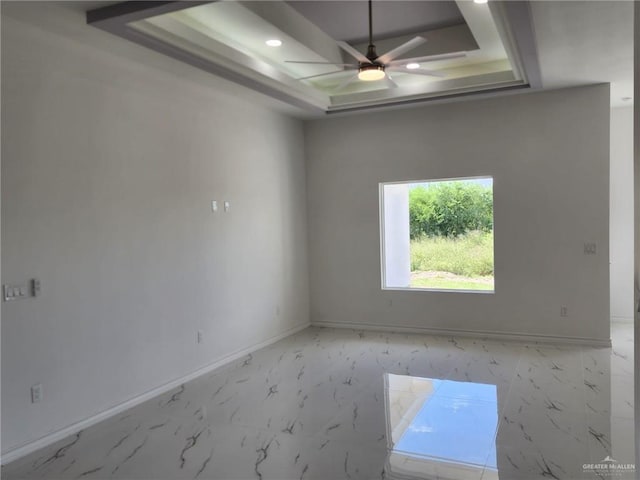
[[380, 177, 494, 292]]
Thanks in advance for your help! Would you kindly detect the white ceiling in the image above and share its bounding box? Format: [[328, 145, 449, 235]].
[[531, 0, 634, 108], [56, 1, 639, 111], [286, 1, 465, 43]]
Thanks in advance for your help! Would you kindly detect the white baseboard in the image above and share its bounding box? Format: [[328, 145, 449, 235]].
[[1, 322, 310, 465], [311, 321, 612, 348]]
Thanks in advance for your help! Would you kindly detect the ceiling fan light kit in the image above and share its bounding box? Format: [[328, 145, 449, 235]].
[[358, 65, 386, 81], [286, 0, 465, 90]]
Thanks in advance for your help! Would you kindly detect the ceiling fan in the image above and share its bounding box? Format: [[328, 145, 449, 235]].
[[285, 0, 466, 91]]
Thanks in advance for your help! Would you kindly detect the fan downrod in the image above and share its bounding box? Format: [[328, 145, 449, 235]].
[[365, 0, 378, 62]]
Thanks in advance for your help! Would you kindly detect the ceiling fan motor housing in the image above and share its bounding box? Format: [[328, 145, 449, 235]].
[[360, 44, 385, 80], [366, 44, 379, 62]]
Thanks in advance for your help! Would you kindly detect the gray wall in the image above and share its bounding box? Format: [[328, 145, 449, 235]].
[[634, 1, 640, 464], [610, 106, 634, 323], [1, 6, 309, 453], [306, 85, 610, 343]]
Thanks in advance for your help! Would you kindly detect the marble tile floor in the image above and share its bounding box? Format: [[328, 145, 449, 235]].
[[2, 323, 635, 480]]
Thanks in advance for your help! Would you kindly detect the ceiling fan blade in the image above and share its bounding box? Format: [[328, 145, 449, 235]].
[[377, 36, 426, 64], [388, 51, 466, 66], [333, 73, 360, 93], [296, 70, 347, 81], [285, 61, 357, 67], [384, 74, 399, 88], [337, 41, 371, 64], [388, 67, 446, 78]]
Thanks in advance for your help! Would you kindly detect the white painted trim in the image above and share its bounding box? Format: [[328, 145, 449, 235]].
[[311, 320, 611, 348], [0, 322, 310, 465], [382, 287, 495, 294], [378, 182, 387, 290]]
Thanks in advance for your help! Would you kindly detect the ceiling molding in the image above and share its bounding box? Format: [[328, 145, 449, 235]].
[[490, 1, 542, 88], [87, 1, 326, 113], [87, 1, 209, 32], [86, 1, 540, 115]]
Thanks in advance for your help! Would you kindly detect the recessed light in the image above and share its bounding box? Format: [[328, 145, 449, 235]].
[[265, 39, 282, 47], [406, 63, 420, 70], [474, 0, 488, 3]]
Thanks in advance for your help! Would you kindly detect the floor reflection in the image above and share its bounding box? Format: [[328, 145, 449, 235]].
[[385, 375, 498, 479]]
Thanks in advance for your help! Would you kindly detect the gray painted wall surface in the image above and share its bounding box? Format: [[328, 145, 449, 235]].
[[633, 1, 639, 464], [305, 85, 610, 342], [1, 8, 309, 452], [610, 106, 634, 323]]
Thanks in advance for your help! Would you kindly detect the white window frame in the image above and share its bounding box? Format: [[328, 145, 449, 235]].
[[379, 176, 495, 294]]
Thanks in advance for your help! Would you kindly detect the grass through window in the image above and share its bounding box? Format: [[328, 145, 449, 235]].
[[410, 231, 494, 290], [408, 178, 494, 291]]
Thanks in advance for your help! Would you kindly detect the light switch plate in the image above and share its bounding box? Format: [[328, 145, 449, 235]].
[[31, 384, 43, 403], [3, 278, 41, 301]]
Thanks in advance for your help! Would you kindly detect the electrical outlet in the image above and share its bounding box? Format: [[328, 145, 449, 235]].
[[211, 201, 218, 212], [31, 384, 43, 403], [584, 242, 597, 255], [560, 306, 568, 317], [197, 330, 204, 344]]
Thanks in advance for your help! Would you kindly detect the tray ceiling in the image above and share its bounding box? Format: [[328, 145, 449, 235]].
[[87, 1, 541, 115]]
